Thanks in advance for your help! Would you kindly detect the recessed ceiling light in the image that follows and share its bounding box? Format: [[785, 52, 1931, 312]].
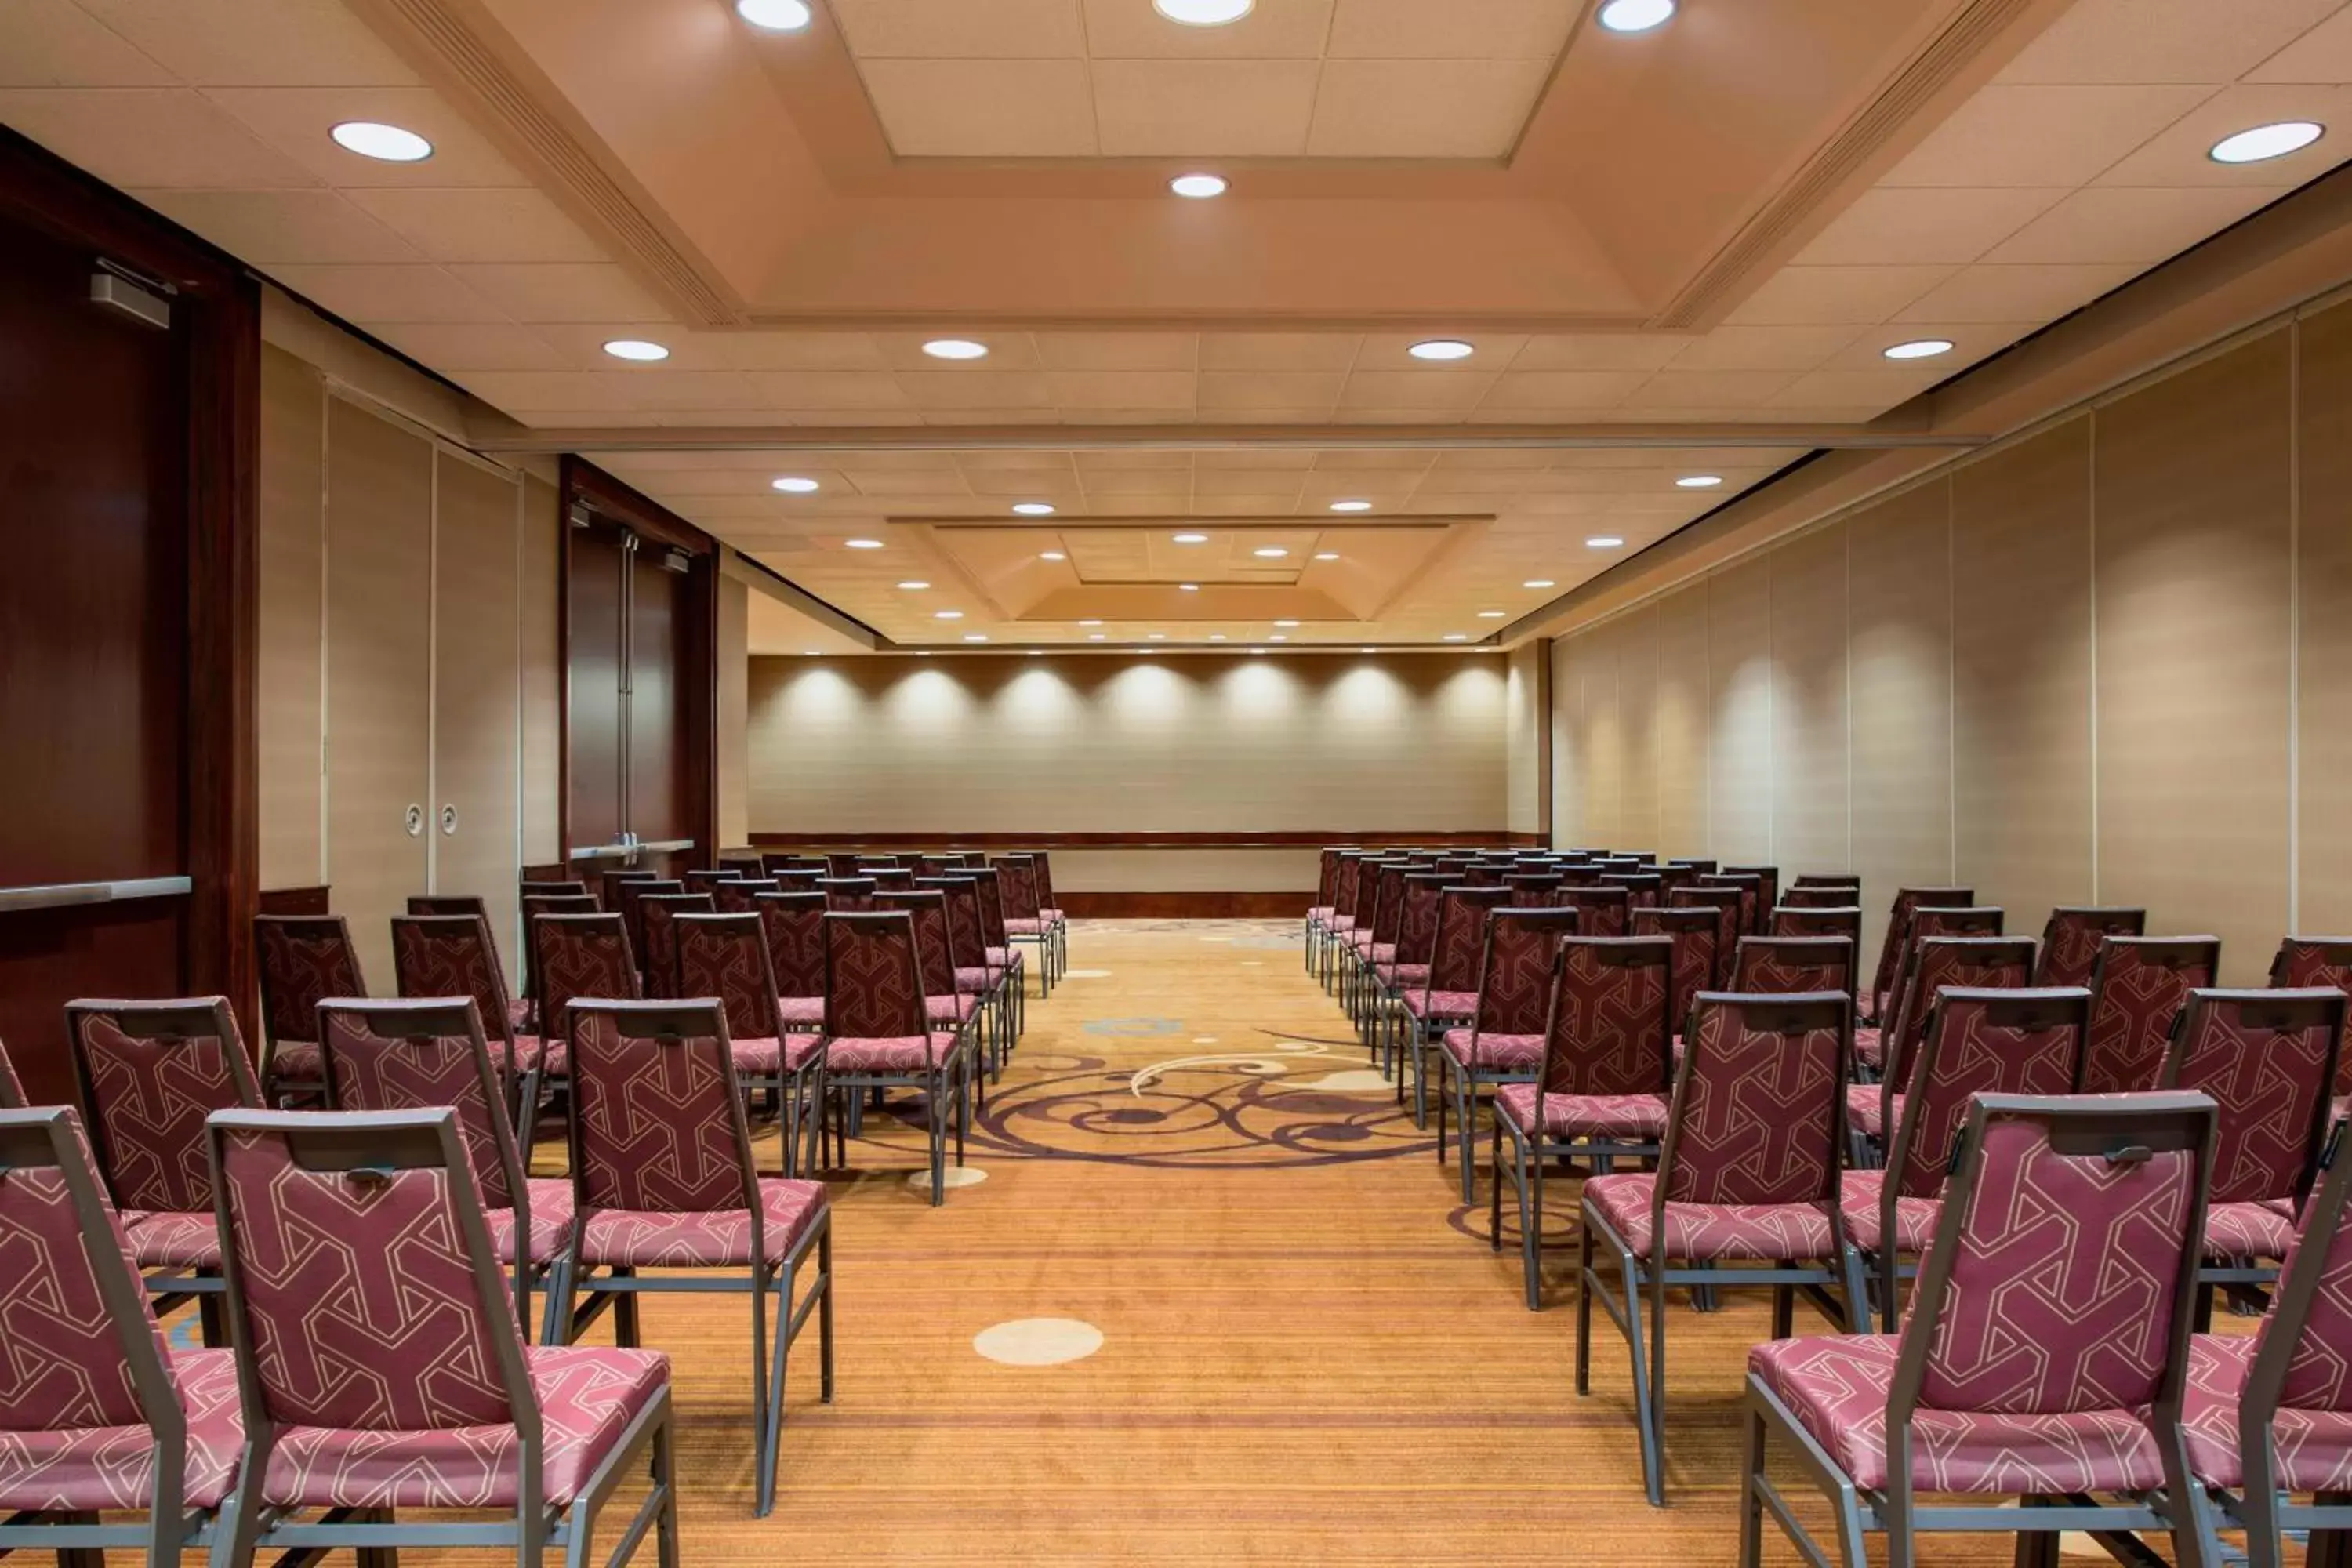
[[329, 121, 433, 162], [935, 610, 964, 619], [1409, 339, 1475, 361], [2211, 121, 2325, 165], [1523, 579, 1555, 590], [1313, 551, 1339, 561], [1478, 610, 1505, 619], [1170, 173, 1228, 199], [1329, 499, 1373, 513], [1676, 474, 1723, 489], [1179, 583, 1199, 591], [964, 633, 989, 643], [1273, 619, 1300, 627], [1586, 535, 1625, 549], [771, 475, 819, 493], [844, 538, 884, 550], [1442, 633, 1468, 642], [1269, 634, 1287, 642], [735, 0, 813, 29], [1148, 632, 1167, 640], [1883, 338, 1954, 361], [1079, 619, 1103, 626], [1172, 532, 1209, 544], [1154, 0, 1252, 24], [602, 339, 669, 362], [923, 339, 989, 360], [898, 579, 930, 590], [1596, 0, 1675, 33], [1254, 546, 1289, 558], [1014, 502, 1056, 516], [1040, 550, 1067, 561]]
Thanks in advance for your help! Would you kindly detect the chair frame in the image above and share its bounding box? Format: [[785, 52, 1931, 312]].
[[1434, 906, 1582, 1203], [819, 913, 973, 1205]]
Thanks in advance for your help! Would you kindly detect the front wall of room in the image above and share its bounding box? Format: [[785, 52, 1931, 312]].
[[1552, 303, 2352, 982]]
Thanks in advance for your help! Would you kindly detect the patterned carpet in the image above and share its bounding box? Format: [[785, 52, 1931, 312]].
[[224, 920, 2096, 1563]]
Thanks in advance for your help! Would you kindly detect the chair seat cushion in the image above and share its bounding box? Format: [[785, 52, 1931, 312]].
[[1377, 963, 1432, 988], [927, 993, 978, 1024], [1853, 1024, 1884, 1069], [1401, 989, 1478, 1021], [1367, 943, 1397, 964], [826, 1033, 960, 1074], [2203, 1197, 2296, 1262], [0, 1347, 242, 1512], [777, 995, 825, 1026], [2183, 1334, 2352, 1491], [269, 1040, 324, 1083], [1750, 1334, 2168, 1494], [1493, 1083, 1667, 1141], [503, 1033, 564, 1077], [1835, 1170, 1940, 1254], [507, 996, 537, 1036], [954, 966, 1000, 993], [728, 1036, 788, 1076], [986, 946, 1014, 967], [259, 1347, 669, 1510], [486, 1178, 576, 1268], [1307, 906, 1335, 922], [1584, 1174, 1837, 1262], [1330, 916, 1356, 934], [1439, 1028, 1544, 1073], [579, 1178, 828, 1269], [1845, 1086, 1906, 1142], [1040, 909, 1065, 924], [1004, 917, 1047, 936], [122, 1208, 221, 1270], [783, 1033, 822, 1072]]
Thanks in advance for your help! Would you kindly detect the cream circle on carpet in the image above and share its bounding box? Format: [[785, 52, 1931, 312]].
[[1062, 967, 1112, 979], [1192, 1035, 1219, 1044], [974, 1318, 1104, 1366], [1288, 1069, 1392, 1092], [907, 1166, 989, 1192]]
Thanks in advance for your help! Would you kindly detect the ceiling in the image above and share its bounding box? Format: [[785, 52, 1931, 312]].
[[4, 0, 2350, 645]]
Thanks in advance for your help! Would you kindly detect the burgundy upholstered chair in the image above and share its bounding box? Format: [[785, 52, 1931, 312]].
[[531, 913, 641, 1050], [1346, 861, 1414, 1037], [1030, 849, 1069, 982], [1601, 871, 1664, 909], [918, 877, 1015, 1076], [880, 891, 985, 1101], [608, 877, 681, 980], [1319, 853, 1365, 991], [818, 877, 880, 913], [518, 879, 590, 901], [1335, 854, 1387, 1004], [1865, 906, 2007, 1075], [1568, 883, 1632, 938], [2271, 936, 2352, 1099], [1729, 935, 1854, 997], [637, 891, 716, 1000], [992, 854, 1055, 996], [0, 1105, 245, 1559], [1722, 865, 1780, 926], [393, 911, 552, 1125], [1865, 886, 1974, 1024], [763, 854, 825, 878], [1849, 935, 2037, 1154], [2161, 987, 2346, 1320], [1372, 872, 1449, 1082], [713, 877, 781, 914], [1791, 873, 1858, 890], [1490, 936, 1675, 1309], [822, 912, 970, 1203], [824, 853, 863, 879], [1699, 873, 1765, 938], [1403, 886, 1508, 1128], [1781, 885, 1862, 909], [1668, 886, 1742, 978], [1632, 906, 1721, 1039], [1743, 1091, 2213, 1566], [64, 996, 261, 1334], [1767, 905, 1864, 1000], [521, 892, 601, 1011], [2037, 906, 2148, 987], [207, 1107, 681, 1558], [2081, 935, 2222, 1093], [408, 891, 492, 924], [676, 913, 828, 1175], [560, 1001, 830, 1516], [1436, 906, 1581, 1203], [1581, 989, 1854, 1504], [756, 889, 832, 1036], [253, 913, 367, 1102], [1504, 872, 1565, 906], [1836, 986, 2089, 1330], [682, 869, 732, 895], [317, 996, 575, 1344], [964, 866, 1029, 1036], [1305, 848, 1345, 975]]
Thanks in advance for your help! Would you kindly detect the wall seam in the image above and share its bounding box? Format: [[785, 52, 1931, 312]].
[[1947, 478, 1958, 883], [2088, 408, 2101, 903], [316, 376, 331, 890], [426, 451, 441, 895], [2289, 317, 2303, 933]]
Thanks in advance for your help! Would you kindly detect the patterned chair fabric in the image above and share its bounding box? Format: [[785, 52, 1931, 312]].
[[878, 891, 973, 1023], [517, 880, 590, 902], [1867, 887, 1974, 1022], [1407, 887, 1508, 1019], [1876, 906, 2007, 1062], [531, 915, 641, 1047], [1698, 873, 1764, 938], [1862, 937, 2037, 1131], [756, 891, 831, 1000], [918, 878, 999, 987], [1767, 906, 1864, 985], [992, 855, 1045, 927], [818, 877, 880, 913], [713, 878, 780, 914], [673, 913, 796, 1070], [1601, 872, 1664, 909], [1381, 873, 1449, 985], [1536, 937, 1675, 1101], [1452, 908, 1580, 1069], [2037, 906, 2147, 988], [1631, 906, 1719, 1033], [2273, 937, 2352, 1096], [0, 1039, 20, 1107], [1566, 884, 1631, 938], [1722, 865, 1780, 923], [822, 912, 933, 1046], [254, 914, 367, 1087], [1781, 886, 1861, 909], [1729, 935, 1853, 997], [393, 913, 537, 1072], [1667, 887, 1741, 975], [607, 879, 681, 977], [2082, 935, 2222, 1093], [637, 892, 716, 1000], [2160, 987, 2344, 1261]]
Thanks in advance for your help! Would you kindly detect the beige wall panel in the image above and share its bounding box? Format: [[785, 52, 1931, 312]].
[[2095, 332, 2294, 982], [325, 397, 433, 985], [519, 474, 563, 866], [1613, 605, 1661, 857], [1050, 848, 1321, 892], [1581, 621, 1624, 848], [1504, 641, 1548, 838], [1549, 636, 1585, 848], [1708, 559, 1774, 863], [1953, 424, 2092, 941], [2297, 302, 2352, 935], [747, 654, 1508, 837], [1769, 523, 1849, 879], [257, 345, 324, 891], [1653, 583, 1711, 858], [432, 451, 523, 974], [717, 575, 750, 854]]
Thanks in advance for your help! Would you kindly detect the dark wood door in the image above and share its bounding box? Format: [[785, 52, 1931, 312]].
[[566, 517, 628, 856]]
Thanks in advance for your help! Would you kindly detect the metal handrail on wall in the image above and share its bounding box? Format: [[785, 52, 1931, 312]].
[[0, 876, 194, 914]]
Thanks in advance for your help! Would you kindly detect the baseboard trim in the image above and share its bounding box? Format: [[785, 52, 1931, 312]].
[[745, 830, 1541, 851], [1059, 891, 1310, 919]]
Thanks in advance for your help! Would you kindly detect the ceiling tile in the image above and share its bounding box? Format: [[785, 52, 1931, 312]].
[[1048, 370, 1198, 410], [1036, 332, 1199, 370], [1079, 0, 1335, 59], [455, 371, 641, 413], [747, 370, 918, 410], [1479, 370, 1651, 409], [2090, 82, 2352, 186], [75, 0, 424, 86], [370, 321, 568, 372], [874, 332, 1045, 371], [1878, 84, 2216, 187], [1621, 370, 1798, 408], [1766, 367, 1947, 409], [1196, 370, 1345, 410], [858, 59, 1098, 155], [0, 0, 172, 87], [1092, 59, 1319, 155], [895, 370, 1057, 408], [1306, 57, 1554, 157], [1820, 322, 2034, 370], [1892, 262, 2140, 324], [1995, 0, 2345, 86], [1325, 0, 1578, 58], [267, 263, 510, 324], [1721, 264, 1958, 325], [2249, 7, 2352, 82], [341, 187, 608, 265], [1334, 369, 1497, 409], [1664, 324, 1867, 371], [201, 86, 534, 187], [717, 333, 891, 372], [1979, 183, 2278, 264], [832, 0, 1087, 57], [136, 187, 420, 264], [1791, 185, 2072, 266], [443, 263, 674, 322], [0, 85, 319, 187], [1198, 332, 1362, 370], [1509, 334, 1694, 370]]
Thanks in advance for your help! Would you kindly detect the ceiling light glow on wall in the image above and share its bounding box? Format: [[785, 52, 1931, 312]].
[[844, 538, 884, 550], [1586, 535, 1625, 548], [1209, 633, 1227, 641], [601, 339, 669, 361], [1040, 550, 1067, 561], [1173, 532, 1208, 544], [1088, 633, 1106, 641], [1329, 499, 1373, 512], [1274, 619, 1300, 627], [1882, 338, 1953, 360], [1478, 610, 1504, 618], [1442, 633, 1468, 641], [1170, 173, 1229, 198], [1014, 502, 1056, 516], [1596, 0, 1675, 32], [897, 579, 930, 590], [2211, 121, 2325, 164], [923, 339, 989, 360], [1408, 339, 1475, 361], [735, 0, 813, 29], [1079, 619, 1103, 626], [1154, 0, 1253, 24], [1524, 579, 1555, 589], [1676, 474, 1723, 488], [1148, 632, 1167, 640], [1269, 635, 1287, 642], [330, 121, 434, 162], [771, 476, 819, 492], [935, 610, 964, 619], [1253, 546, 1289, 557], [1314, 551, 1339, 561], [1180, 583, 1199, 591], [964, 633, 989, 642]]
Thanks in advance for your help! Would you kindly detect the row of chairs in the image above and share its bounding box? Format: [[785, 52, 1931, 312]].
[[724, 849, 1069, 993]]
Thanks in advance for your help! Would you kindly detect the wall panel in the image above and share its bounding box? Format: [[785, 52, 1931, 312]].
[[257, 347, 323, 890], [1653, 583, 1711, 858], [2297, 303, 2352, 935], [1853, 480, 1955, 964], [431, 450, 523, 971], [521, 474, 563, 865], [1549, 636, 1586, 846], [1581, 619, 1624, 847], [1769, 522, 1849, 878], [1614, 607, 1662, 856], [1708, 557, 1774, 862]]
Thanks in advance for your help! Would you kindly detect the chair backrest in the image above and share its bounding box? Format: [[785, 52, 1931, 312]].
[[1879, 935, 2038, 1094], [682, 869, 731, 894], [1658, 991, 1848, 1207], [713, 877, 781, 913], [407, 894, 489, 922], [2160, 987, 2345, 1208], [1425, 886, 1510, 999], [823, 912, 930, 1041], [2273, 937, 2352, 1093], [863, 868, 915, 893], [1882, 906, 2007, 1044], [1896, 1092, 2212, 1426], [825, 852, 864, 878], [909, 854, 956, 880], [1472, 908, 1581, 1037], [1315, 848, 1342, 910], [818, 877, 880, 913], [521, 893, 600, 924], [1670, 858, 1719, 876], [1792, 873, 1858, 890], [1699, 872, 1764, 936], [1722, 865, 1780, 920], [1887, 987, 2089, 1200], [66, 997, 260, 1215], [518, 879, 589, 901], [1370, 863, 1413, 942], [880, 891, 959, 999], [764, 854, 826, 877], [2238, 1114, 2352, 1426], [611, 878, 683, 970], [1729, 935, 1853, 996], [918, 877, 992, 974], [0, 1106, 181, 1446], [1767, 905, 1864, 997], [676, 913, 786, 1044], [1537, 935, 1675, 1098], [966, 866, 1013, 946], [1600, 871, 1663, 909], [2037, 906, 2148, 987], [753, 890, 830, 997], [1781, 885, 1860, 909], [255, 914, 368, 1051], [318, 997, 522, 1214], [2081, 935, 2222, 1093], [209, 1108, 530, 1435], [993, 855, 1044, 921], [1394, 873, 1450, 968], [531, 913, 641, 1044], [0, 1040, 21, 1107], [637, 891, 716, 998], [1565, 883, 1630, 938], [1500, 872, 1562, 908], [1667, 885, 1741, 964], [1331, 852, 1364, 913], [1870, 886, 1975, 1014], [391, 913, 517, 1047], [1630, 906, 1721, 1034], [568, 1000, 757, 1225]]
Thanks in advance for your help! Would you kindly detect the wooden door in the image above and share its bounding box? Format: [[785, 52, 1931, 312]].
[[431, 450, 523, 971]]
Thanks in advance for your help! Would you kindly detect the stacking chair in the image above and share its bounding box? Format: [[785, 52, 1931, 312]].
[[1371, 872, 1448, 1081], [2082, 935, 2223, 1092], [764, 853, 826, 878], [1306, 848, 1345, 975], [682, 869, 734, 895], [1782, 885, 1862, 909], [1838, 987, 2090, 1330], [0, 1105, 243, 1562], [1490, 936, 1675, 1308], [405, 892, 528, 1025], [1602, 871, 1664, 909], [637, 891, 715, 1000], [1791, 873, 1858, 890], [1435, 907, 1581, 1203], [2271, 935, 2352, 996], [1850, 935, 2036, 1153], [532, 913, 642, 1050], [1505, 872, 1565, 906], [1729, 935, 1853, 996], [409, 891, 491, 922], [964, 866, 1029, 1037], [208, 1107, 682, 1558], [1668, 886, 1741, 972], [612, 878, 684, 981], [1570, 883, 1632, 938], [521, 892, 601, 1017], [2037, 905, 2147, 987], [757, 889, 833, 1037], [920, 877, 1017, 1073], [818, 876, 880, 912], [713, 877, 782, 914], [1768, 906, 1863, 999], [821, 913, 970, 1203], [2161, 987, 2346, 1323], [1334, 856, 1389, 1015], [519, 878, 590, 901], [317, 997, 575, 1343], [65, 997, 260, 1337], [1348, 862, 1413, 1040], [676, 913, 824, 1164], [1632, 906, 1722, 1039], [1402, 886, 1508, 1126], [1865, 886, 1973, 1023], [253, 913, 366, 1102], [393, 912, 552, 1131], [1722, 865, 1780, 924], [1866, 906, 2006, 1075], [1700, 873, 1765, 938], [1742, 1091, 2213, 1568], [825, 852, 863, 878], [880, 890, 987, 1105], [1031, 850, 1069, 981], [993, 855, 1057, 996], [1668, 858, 1718, 877], [1581, 989, 1854, 1504]]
